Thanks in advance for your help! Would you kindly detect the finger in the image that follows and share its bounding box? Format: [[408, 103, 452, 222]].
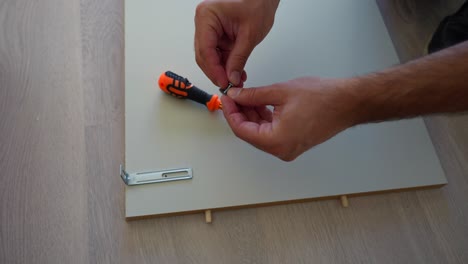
[[226, 30, 255, 85], [219, 49, 247, 85], [221, 96, 273, 148], [227, 85, 285, 106], [240, 106, 262, 123], [194, 20, 228, 87], [255, 106, 273, 122], [219, 47, 231, 65], [241, 71, 247, 82], [221, 95, 244, 120]]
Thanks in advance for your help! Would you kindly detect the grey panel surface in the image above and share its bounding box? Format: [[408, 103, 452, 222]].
[[125, 0, 447, 217]]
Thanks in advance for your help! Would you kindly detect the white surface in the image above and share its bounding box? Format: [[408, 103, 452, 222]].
[[125, 0, 447, 217]]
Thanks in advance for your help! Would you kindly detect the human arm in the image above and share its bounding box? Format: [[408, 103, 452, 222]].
[[353, 41, 468, 123]]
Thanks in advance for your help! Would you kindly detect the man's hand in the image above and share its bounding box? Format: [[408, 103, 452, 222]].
[[194, 0, 280, 88], [221, 77, 361, 161], [221, 42, 468, 161]]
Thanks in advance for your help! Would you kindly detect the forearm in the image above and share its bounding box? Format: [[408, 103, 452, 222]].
[[350, 41, 468, 124]]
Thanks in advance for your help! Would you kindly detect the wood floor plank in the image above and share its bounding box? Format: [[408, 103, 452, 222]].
[[79, 0, 126, 262], [84, 123, 126, 263], [80, 0, 124, 127], [0, 1, 88, 263]]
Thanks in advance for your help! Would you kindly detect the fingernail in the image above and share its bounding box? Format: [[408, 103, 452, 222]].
[[229, 71, 241, 86], [227, 88, 241, 98], [215, 79, 224, 88]]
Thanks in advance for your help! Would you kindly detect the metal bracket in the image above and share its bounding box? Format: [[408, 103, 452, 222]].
[[120, 164, 192, 186]]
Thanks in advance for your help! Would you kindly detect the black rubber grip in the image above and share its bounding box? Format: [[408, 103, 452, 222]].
[[186, 85, 212, 105], [164, 71, 213, 105]]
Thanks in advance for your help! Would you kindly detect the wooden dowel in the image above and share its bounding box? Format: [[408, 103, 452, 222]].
[[205, 210, 212, 223], [340, 195, 349, 208]]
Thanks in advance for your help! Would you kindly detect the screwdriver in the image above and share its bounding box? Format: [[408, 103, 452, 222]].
[[158, 71, 222, 111]]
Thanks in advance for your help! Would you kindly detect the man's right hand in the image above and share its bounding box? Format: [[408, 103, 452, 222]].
[[221, 77, 361, 161], [194, 0, 280, 88]]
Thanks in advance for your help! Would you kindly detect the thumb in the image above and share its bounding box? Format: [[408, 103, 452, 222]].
[[227, 86, 285, 106], [226, 31, 255, 86]]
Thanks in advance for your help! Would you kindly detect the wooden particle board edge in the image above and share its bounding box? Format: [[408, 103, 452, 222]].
[[125, 183, 446, 221]]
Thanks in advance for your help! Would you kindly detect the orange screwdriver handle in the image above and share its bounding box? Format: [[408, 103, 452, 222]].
[[158, 71, 222, 111]]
